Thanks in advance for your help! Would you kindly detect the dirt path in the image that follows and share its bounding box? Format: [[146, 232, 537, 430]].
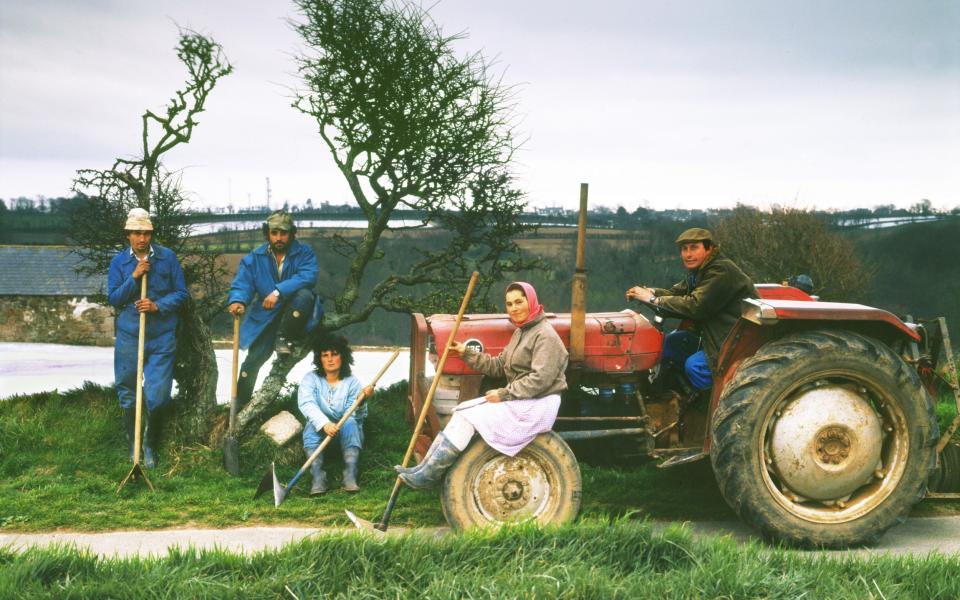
[[2, 518, 958, 558]]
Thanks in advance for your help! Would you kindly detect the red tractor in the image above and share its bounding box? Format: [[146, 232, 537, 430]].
[[405, 215, 960, 547]]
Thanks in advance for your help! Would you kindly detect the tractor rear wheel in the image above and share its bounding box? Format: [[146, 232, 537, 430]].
[[711, 330, 937, 547], [441, 431, 581, 530]]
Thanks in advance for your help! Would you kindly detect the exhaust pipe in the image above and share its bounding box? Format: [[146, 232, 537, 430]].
[[569, 183, 588, 366]]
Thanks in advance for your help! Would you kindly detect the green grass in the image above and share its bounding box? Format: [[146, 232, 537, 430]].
[[1, 380, 958, 532], [0, 381, 735, 533], [2, 520, 959, 599]]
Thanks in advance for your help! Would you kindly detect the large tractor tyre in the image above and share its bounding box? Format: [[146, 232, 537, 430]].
[[441, 431, 581, 531], [711, 329, 938, 548]]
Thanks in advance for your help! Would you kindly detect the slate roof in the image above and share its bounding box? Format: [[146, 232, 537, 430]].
[[0, 246, 108, 296]]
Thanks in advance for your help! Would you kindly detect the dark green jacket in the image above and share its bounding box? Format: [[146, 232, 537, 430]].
[[653, 250, 758, 369]]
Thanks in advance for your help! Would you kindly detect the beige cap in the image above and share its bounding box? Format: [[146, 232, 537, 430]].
[[124, 208, 153, 231], [265, 210, 294, 231], [675, 227, 713, 245]]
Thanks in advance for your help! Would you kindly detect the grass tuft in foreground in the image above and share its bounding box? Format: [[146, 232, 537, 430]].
[[2, 519, 960, 599]]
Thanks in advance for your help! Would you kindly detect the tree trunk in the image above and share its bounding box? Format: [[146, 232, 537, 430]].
[[170, 298, 220, 443], [233, 345, 309, 438]]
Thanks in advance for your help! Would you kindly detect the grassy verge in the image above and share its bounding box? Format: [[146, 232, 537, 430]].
[[1, 381, 957, 532], [2, 520, 960, 599]]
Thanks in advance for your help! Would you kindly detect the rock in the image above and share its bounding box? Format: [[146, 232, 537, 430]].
[[259, 411, 303, 446]]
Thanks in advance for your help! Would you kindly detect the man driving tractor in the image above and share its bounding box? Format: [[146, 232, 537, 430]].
[[626, 227, 758, 392]]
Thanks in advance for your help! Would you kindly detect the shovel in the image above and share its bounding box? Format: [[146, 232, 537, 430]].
[[117, 272, 155, 493], [347, 271, 478, 533], [255, 349, 401, 506], [223, 314, 241, 475]]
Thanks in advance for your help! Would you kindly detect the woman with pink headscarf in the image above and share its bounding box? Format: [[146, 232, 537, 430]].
[[396, 282, 569, 490]]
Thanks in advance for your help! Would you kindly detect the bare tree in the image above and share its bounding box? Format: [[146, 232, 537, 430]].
[[70, 30, 233, 442], [715, 205, 869, 301], [232, 0, 537, 435]]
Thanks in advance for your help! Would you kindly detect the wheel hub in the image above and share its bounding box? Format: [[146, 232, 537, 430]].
[[501, 480, 524, 501], [816, 427, 852, 465], [474, 455, 551, 522], [767, 384, 883, 501]]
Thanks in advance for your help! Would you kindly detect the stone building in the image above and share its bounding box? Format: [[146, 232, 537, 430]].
[[0, 246, 114, 345]]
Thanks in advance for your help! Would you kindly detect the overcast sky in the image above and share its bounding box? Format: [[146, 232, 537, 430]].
[[1, 0, 957, 211]]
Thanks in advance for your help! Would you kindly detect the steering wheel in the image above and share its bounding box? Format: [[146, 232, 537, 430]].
[[632, 298, 688, 321]]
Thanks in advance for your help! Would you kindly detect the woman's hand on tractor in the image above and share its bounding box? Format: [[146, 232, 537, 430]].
[[484, 389, 502, 403], [451, 341, 466, 354]]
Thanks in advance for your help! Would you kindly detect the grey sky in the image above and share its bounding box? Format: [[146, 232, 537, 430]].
[[1, 0, 957, 211]]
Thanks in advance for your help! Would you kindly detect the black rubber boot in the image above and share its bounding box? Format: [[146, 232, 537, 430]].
[[342, 447, 360, 492], [395, 433, 444, 476], [142, 411, 159, 469], [236, 371, 256, 411], [395, 433, 462, 490], [122, 408, 136, 460], [308, 450, 327, 495]]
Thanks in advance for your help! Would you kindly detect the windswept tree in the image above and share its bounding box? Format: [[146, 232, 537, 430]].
[[715, 205, 869, 301], [70, 30, 233, 442], [232, 0, 536, 435]]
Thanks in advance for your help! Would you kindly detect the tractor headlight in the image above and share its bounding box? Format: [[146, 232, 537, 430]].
[[742, 298, 778, 325]]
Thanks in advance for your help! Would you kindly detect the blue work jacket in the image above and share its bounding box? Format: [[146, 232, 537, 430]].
[[107, 244, 188, 339], [227, 239, 320, 349]]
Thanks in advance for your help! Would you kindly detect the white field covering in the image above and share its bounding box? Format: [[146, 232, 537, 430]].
[[0, 343, 423, 403]]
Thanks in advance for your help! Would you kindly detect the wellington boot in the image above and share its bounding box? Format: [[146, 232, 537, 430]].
[[396, 433, 461, 491], [309, 450, 327, 495], [122, 408, 136, 460], [395, 434, 444, 476], [142, 412, 159, 469], [342, 447, 360, 492]]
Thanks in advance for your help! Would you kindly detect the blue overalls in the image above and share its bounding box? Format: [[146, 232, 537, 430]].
[[107, 244, 188, 411], [660, 271, 712, 390], [227, 240, 322, 406]]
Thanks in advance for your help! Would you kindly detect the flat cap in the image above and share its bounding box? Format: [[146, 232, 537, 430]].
[[124, 208, 153, 231], [675, 227, 712, 245], [265, 210, 294, 231]]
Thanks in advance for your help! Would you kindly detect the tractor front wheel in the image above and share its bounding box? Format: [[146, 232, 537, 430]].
[[711, 330, 937, 547], [441, 431, 581, 530]]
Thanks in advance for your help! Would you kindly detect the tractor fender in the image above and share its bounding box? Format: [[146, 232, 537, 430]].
[[702, 298, 921, 453]]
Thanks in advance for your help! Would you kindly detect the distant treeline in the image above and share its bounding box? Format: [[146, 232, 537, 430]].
[[3, 194, 958, 244]]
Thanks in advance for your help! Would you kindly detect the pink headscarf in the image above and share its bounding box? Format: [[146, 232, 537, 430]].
[[507, 281, 543, 327]]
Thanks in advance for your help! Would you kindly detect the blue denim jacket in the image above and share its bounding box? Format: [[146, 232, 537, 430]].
[[227, 239, 321, 349], [107, 244, 188, 338]]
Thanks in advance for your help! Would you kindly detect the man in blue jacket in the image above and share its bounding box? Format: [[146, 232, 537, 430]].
[[108, 208, 188, 468], [227, 211, 321, 409]]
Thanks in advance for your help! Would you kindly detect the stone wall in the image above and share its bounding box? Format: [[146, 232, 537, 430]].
[[0, 296, 115, 346]]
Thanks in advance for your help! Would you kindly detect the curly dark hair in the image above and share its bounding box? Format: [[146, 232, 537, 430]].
[[311, 331, 354, 377]]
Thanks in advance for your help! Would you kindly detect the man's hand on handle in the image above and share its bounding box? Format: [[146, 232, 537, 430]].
[[132, 258, 150, 280], [135, 298, 158, 313]]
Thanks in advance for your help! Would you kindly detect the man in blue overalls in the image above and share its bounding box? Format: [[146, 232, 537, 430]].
[[227, 211, 322, 409], [108, 208, 188, 468]]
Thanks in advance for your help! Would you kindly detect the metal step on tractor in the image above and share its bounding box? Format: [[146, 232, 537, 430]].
[[404, 191, 960, 548]]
